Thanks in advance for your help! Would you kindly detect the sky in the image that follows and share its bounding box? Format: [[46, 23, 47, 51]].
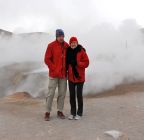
[[0, 0, 144, 33]]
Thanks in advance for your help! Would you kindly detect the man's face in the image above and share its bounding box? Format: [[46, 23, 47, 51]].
[[57, 36, 64, 43], [70, 41, 78, 49]]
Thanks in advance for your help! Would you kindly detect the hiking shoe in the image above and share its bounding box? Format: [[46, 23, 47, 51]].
[[74, 115, 81, 120], [44, 112, 50, 121], [57, 111, 65, 119], [68, 115, 74, 120]]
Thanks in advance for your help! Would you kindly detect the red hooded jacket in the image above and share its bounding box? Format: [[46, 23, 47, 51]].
[[44, 40, 69, 78], [67, 45, 89, 83]]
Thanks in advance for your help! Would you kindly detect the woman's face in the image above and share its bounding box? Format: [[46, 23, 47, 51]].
[[70, 41, 78, 49]]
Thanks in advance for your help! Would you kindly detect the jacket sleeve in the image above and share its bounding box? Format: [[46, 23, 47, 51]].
[[44, 44, 55, 70], [77, 50, 89, 68]]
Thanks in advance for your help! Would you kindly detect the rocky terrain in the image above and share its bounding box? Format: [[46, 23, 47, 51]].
[[0, 87, 144, 140]]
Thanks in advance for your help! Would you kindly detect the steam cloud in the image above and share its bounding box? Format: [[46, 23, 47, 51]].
[[0, 19, 144, 97]]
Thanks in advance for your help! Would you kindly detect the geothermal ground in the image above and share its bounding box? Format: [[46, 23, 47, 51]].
[[0, 83, 144, 140]]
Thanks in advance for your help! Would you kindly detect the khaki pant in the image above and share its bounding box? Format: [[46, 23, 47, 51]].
[[46, 77, 67, 112]]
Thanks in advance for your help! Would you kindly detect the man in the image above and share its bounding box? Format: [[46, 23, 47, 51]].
[[44, 29, 69, 121]]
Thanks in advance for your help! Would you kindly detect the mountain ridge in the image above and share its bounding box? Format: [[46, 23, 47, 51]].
[[0, 28, 49, 37]]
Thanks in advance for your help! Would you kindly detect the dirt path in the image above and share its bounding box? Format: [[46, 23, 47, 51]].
[[0, 91, 144, 140]]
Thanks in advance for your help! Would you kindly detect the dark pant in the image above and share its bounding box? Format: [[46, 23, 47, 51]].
[[68, 81, 84, 116]]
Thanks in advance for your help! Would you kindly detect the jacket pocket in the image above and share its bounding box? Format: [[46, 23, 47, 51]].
[[77, 67, 85, 78]]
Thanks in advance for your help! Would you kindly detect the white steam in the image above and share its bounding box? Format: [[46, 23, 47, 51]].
[[0, 19, 144, 97]]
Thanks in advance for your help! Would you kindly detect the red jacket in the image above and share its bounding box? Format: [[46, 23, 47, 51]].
[[67, 46, 89, 83], [44, 40, 69, 78]]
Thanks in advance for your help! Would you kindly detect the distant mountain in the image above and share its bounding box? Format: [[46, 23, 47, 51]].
[[0, 29, 49, 38], [18, 32, 49, 38], [19, 32, 48, 35], [0, 29, 13, 37]]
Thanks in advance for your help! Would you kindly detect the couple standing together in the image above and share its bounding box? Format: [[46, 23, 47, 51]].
[[44, 29, 89, 121]]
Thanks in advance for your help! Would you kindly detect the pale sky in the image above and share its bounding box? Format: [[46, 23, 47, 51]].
[[0, 0, 144, 33]]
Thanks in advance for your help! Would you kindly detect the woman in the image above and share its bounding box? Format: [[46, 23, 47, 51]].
[[66, 37, 89, 120]]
